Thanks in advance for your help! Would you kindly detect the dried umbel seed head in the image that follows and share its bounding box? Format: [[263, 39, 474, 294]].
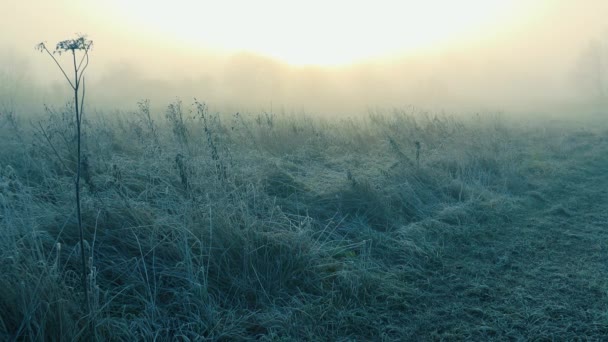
[[36, 35, 93, 55]]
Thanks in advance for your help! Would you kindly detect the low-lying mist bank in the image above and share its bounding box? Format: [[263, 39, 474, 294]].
[[2, 35, 607, 118]]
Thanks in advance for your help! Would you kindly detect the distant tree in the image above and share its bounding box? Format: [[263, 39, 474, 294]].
[[0, 51, 30, 114], [575, 38, 607, 109]]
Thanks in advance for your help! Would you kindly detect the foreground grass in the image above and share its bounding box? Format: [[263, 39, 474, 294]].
[[0, 103, 606, 340]]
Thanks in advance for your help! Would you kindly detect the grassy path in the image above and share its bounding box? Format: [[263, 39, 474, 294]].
[[403, 131, 608, 340]]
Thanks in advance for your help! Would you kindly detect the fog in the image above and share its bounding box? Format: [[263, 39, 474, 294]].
[[1, 1, 607, 117]]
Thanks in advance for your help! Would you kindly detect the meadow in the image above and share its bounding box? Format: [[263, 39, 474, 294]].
[[1, 101, 607, 340]]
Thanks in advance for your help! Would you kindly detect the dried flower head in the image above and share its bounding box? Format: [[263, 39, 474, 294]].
[[36, 35, 93, 55]]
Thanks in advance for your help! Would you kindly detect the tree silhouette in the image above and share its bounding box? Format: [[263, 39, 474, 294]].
[[575, 39, 607, 110]]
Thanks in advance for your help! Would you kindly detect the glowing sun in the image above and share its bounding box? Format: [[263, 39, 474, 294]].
[[105, 0, 530, 66]]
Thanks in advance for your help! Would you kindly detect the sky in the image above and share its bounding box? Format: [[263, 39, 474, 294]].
[[1, 0, 607, 115]]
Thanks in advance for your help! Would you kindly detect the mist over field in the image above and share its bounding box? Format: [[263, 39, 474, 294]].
[[2, 1, 608, 341], [1, 0, 607, 116]]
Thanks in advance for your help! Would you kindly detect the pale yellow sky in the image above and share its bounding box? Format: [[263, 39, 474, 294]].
[[98, 0, 534, 65], [1, 0, 607, 114], [3, 0, 595, 65]]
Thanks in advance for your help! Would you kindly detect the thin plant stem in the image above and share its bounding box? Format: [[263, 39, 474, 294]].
[[37, 36, 94, 339]]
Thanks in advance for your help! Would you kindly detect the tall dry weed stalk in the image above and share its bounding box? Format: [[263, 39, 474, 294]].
[[166, 99, 189, 147], [136, 99, 161, 152], [36, 35, 95, 337], [195, 100, 227, 180]]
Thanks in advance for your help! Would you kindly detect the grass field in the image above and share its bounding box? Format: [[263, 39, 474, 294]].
[[1, 102, 607, 340]]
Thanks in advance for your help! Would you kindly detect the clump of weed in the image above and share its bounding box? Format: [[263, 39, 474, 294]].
[[134, 99, 162, 153], [165, 99, 189, 147], [195, 99, 228, 180]]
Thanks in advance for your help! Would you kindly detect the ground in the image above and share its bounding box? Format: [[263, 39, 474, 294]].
[[401, 129, 608, 340], [1, 107, 607, 341]]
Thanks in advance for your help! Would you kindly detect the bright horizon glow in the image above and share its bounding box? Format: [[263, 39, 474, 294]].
[[104, 0, 533, 66]]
